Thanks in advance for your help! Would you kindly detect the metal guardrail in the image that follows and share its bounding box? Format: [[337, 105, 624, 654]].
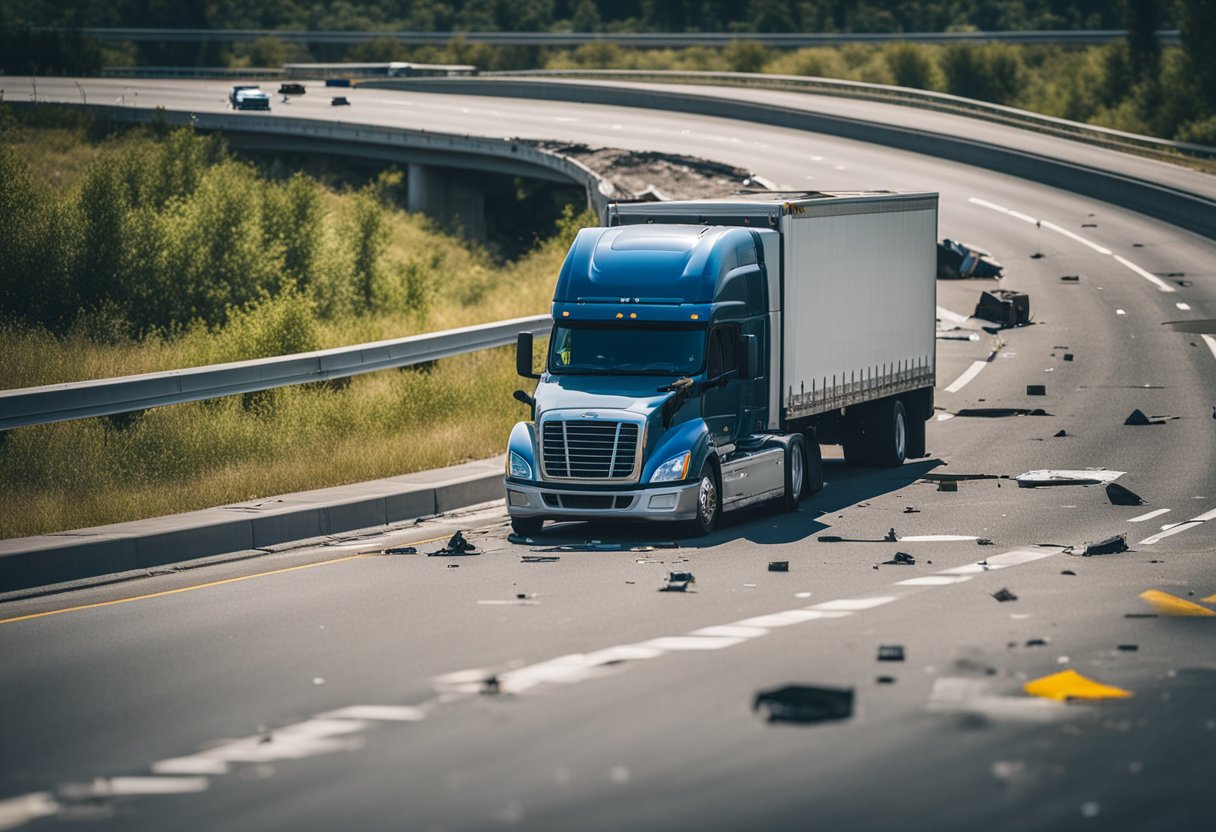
[[46, 27, 1183, 48], [491, 70, 1216, 162], [0, 315, 552, 431]]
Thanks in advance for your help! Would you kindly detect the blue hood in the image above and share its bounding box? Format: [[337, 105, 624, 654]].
[[534, 374, 673, 419]]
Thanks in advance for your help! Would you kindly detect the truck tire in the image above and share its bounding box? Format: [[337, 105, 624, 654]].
[[804, 433, 825, 494], [870, 398, 908, 468], [511, 517, 544, 537], [841, 424, 873, 467], [780, 435, 807, 511], [904, 396, 927, 459], [686, 459, 720, 537]]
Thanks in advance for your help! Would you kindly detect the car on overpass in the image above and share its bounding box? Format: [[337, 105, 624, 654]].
[[230, 85, 271, 110]]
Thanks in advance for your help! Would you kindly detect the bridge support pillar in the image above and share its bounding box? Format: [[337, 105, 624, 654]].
[[407, 163, 486, 241]]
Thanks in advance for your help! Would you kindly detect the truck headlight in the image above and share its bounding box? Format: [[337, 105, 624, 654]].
[[508, 451, 533, 480], [650, 451, 690, 483]]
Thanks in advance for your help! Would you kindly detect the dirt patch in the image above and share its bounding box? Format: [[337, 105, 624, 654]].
[[534, 142, 757, 200]]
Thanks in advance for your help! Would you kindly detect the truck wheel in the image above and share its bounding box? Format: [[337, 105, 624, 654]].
[[870, 398, 908, 468], [780, 435, 807, 511], [511, 517, 544, 537], [841, 425, 873, 467], [904, 397, 927, 459], [686, 460, 720, 537], [804, 433, 825, 494]]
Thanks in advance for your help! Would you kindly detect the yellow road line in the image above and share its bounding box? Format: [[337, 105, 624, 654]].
[[0, 554, 369, 626]]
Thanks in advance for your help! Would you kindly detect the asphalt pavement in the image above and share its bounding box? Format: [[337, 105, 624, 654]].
[[0, 77, 1213, 832]]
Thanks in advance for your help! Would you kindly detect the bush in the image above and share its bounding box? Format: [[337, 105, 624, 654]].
[[940, 43, 1025, 104], [884, 43, 944, 90]]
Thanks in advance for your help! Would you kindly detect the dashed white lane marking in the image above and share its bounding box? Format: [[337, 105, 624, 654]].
[[736, 609, 849, 627], [968, 197, 1176, 293], [1138, 507, 1216, 545], [1176, 302, 1191, 311], [316, 705, 426, 721], [898, 534, 978, 542], [1128, 508, 1171, 523], [897, 575, 973, 586], [1202, 335, 1216, 362], [63, 777, 209, 797], [1113, 255, 1176, 293], [945, 360, 988, 393], [811, 596, 898, 611], [0, 792, 59, 831], [936, 413, 955, 422], [641, 635, 745, 651]]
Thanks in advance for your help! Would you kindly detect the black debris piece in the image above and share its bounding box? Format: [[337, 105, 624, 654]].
[[753, 684, 854, 725], [429, 530, 479, 556], [938, 480, 958, 492], [482, 676, 500, 695], [955, 408, 1050, 418], [1027, 384, 1046, 396], [1054, 430, 1068, 437], [1031, 252, 1045, 259], [521, 555, 560, 563], [1064, 353, 1074, 361], [923, 473, 1003, 482], [768, 561, 790, 572], [818, 534, 898, 543], [884, 528, 899, 542], [1082, 223, 1097, 228], [883, 552, 916, 566], [1061, 569, 1076, 575], [1026, 638, 1049, 647], [669, 571, 695, 583], [506, 534, 533, 545], [876, 676, 896, 684], [992, 588, 1019, 602], [904, 506, 920, 513], [1149, 559, 1163, 564], [936, 239, 1004, 279], [381, 546, 417, 555], [1106, 483, 1146, 506], [1066, 534, 1129, 557], [447, 564, 459, 568], [974, 289, 1031, 327], [1117, 644, 1139, 652], [660, 570, 696, 592], [1125, 613, 1158, 618], [877, 645, 905, 661], [1060, 275, 1080, 282], [1125, 409, 1172, 426], [977, 538, 995, 546]]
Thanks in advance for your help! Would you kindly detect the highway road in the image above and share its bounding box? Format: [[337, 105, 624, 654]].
[[1, 77, 1215, 831]]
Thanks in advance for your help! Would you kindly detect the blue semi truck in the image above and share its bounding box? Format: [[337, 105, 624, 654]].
[[505, 191, 938, 537]]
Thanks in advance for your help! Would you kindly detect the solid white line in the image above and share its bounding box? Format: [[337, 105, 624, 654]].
[[734, 609, 847, 628], [1008, 210, 1039, 225], [898, 534, 978, 542], [1128, 508, 1171, 523], [317, 705, 426, 722], [811, 596, 898, 611], [688, 625, 769, 638], [967, 197, 1009, 213], [896, 576, 974, 586], [0, 792, 60, 830], [1039, 220, 1112, 255], [639, 636, 745, 651], [83, 777, 210, 796], [1114, 255, 1176, 292], [1176, 302, 1191, 311], [1202, 335, 1216, 362], [1138, 507, 1216, 545], [944, 360, 987, 394]]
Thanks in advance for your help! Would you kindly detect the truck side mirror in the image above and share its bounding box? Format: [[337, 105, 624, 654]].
[[516, 332, 540, 379], [737, 334, 758, 380]]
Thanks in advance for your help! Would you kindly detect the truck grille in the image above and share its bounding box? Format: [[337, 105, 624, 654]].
[[541, 420, 639, 480]]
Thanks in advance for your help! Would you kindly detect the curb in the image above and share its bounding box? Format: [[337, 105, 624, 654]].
[[0, 457, 505, 593]]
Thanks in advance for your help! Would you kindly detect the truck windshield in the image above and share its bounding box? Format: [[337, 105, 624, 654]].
[[548, 324, 705, 375]]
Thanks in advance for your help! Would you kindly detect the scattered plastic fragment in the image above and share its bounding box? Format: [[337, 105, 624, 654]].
[[1117, 644, 1139, 652], [1017, 469, 1125, 487], [660, 570, 696, 592], [1124, 409, 1176, 426], [1060, 275, 1079, 282], [975, 289, 1031, 327], [1023, 669, 1132, 701], [904, 506, 920, 513], [977, 538, 994, 546], [1026, 638, 1049, 647], [876, 676, 896, 684], [1054, 429, 1068, 437], [521, 555, 560, 563], [447, 564, 459, 569], [1063, 353, 1074, 361], [992, 588, 1018, 602], [753, 684, 854, 725], [1106, 483, 1146, 506], [1027, 384, 1046, 396], [381, 546, 417, 555], [1061, 569, 1076, 576], [877, 645, 905, 662], [883, 552, 916, 566], [506, 534, 533, 545], [1066, 534, 1128, 557], [1138, 589, 1216, 617], [938, 480, 958, 492], [429, 530, 478, 556], [955, 407, 1050, 418], [768, 561, 789, 572], [884, 528, 898, 542]]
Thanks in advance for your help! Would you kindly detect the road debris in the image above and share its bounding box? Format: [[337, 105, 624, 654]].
[[938, 480, 958, 492], [520, 555, 560, 563], [884, 528, 898, 542], [876, 676, 896, 684], [904, 506, 920, 513], [1065, 534, 1128, 557], [428, 531, 478, 556], [974, 289, 1031, 327], [1026, 384, 1046, 396], [1016, 469, 1125, 487], [977, 538, 994, 546], [380, 546, 417, 555], [506, 534, 534, 545], [1117, 644, 1139, 652], [883, 553, 916, 566], [1106, 483, 1146, 506], [1125, 409, 1178, 425], [1026, 638, 1049, 647], [1061, 569, 1076, 576], [936, 239, 1004, 279], [768, 561, 790, 572], [955, 407, 1050, 418], [660, 571, 696, 592], [1063, 353, 1074, 361], [992, 588, 1019, 602], [753, 684, 854, 725], [1060, 275, 1080, 282], [1023, 669, 1132, 701], [1054, 429, 1068, 437], [1138, 589, 1216, 617], [878, 645, 905, 661]]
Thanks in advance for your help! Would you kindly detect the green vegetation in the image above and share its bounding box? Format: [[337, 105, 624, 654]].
[[0, 108, 580, 538]]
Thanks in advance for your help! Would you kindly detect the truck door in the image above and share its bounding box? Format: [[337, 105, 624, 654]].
[[702, 323, 743, 443]]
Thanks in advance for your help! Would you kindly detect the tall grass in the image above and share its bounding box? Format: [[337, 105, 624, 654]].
[[1, 112, 580, 538]]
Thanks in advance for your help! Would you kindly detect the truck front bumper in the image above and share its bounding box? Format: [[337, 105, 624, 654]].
[[504, 480, 702, 523]]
